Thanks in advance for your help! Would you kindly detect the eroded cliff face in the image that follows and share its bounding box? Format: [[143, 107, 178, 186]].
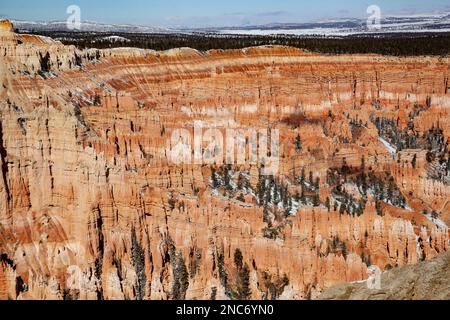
[[0, 21, 449, 300]]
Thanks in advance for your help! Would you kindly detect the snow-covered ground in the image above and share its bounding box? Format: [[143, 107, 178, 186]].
[[11, 12, 450, 36], [102, 35, 130, 42], [378, 137, 397, 154], [219, 27, 450, 36], [219, 28, 357, 36], [423, 213, 448, 229], [216, 12, 450, 36]]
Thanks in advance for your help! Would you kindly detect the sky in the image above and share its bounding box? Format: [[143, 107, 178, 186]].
[[1, 0, 450, 27]]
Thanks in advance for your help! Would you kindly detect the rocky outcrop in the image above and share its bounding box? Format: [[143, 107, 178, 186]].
[[0, 21, 449, 300], [318, 251, 450, 300]]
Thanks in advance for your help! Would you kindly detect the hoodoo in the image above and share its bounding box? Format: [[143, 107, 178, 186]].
[[0, 20, 16, 43]]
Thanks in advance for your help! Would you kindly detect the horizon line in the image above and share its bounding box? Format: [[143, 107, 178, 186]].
[[4, 9, 450, 30]]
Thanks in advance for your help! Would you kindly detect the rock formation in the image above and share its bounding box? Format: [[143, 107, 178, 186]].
[[0, 21, 449, 300]]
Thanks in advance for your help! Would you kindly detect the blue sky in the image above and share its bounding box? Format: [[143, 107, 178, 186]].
[[1, 0, 450, 27]]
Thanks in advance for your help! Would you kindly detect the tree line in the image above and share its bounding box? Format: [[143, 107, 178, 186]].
[[25, 30, 450, 56]]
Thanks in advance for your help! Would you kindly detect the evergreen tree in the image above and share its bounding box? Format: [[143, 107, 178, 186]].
[[341, 242, 348, 260], [313, 194, 320, 207], [431, 211, 439, 220], [309, 171, 314, 186], [294, 134, 302, 153], [237, 263, 252, 300], [92, 94, 101, 106], [386, 177, 395, 204], [314, 177, 320, 191], [325, 197, 331, 212], [300, 167, 306, 185], [234, 249, 243, 270], [339, 203, 346, 215], [300, 185, 306, 203], [257, 175, 266, 205], [412, 154, 417, 169], [376, 201, 383, 216], [172, 252, 189, 300], [131, 227, 146, 300], [211, 167, 219, 189]]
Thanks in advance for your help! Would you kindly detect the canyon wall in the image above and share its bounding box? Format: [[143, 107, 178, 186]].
[[0, 21, 449, 300]]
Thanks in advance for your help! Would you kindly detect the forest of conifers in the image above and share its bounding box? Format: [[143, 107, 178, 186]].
[[24, 30, 450, 56]]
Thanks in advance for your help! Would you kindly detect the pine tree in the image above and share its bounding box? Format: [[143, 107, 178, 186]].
[[309, 171, 314, 186], [431, 211, 439, 220], [386, 177, 395, 204], [294, 134, 302, 153], [93, 94, 101, 106], [412, 154, 417, 169], [300, 167, 306, 185], [237, 173, 245, 191], [325, 197, 331, 212], [341, 158, 350, 180], [257, 175, 266, 206], [376, 201, 383, 216], [234, 249, 243, 270], [339, 203, 346, 215], [300, 184, 306, 203], [314, 177, 320, 190], [313, 194, 320, 207], [131, 227, 146, 300], [327, 169, 334, 185], [341, 242, 348, 260], [238, 263, 252, 300], [172, 252, 189, 300], [211, 167, 219, 189]]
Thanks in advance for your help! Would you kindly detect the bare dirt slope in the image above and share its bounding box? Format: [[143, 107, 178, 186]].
[[319, 251, 450, 300]]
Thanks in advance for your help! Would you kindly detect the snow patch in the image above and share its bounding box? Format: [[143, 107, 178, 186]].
[[379, 137, 397, 154], [423, 213, 448, 229], [102, 35, 130, 43]]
